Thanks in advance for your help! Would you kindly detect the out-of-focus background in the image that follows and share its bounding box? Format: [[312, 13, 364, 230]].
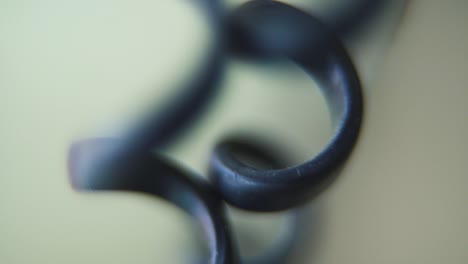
[[1, 0, 467, 263]]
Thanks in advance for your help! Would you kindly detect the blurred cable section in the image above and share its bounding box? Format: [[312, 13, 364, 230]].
[[66, 0, 409, 263], [0, 1, 421, 264]]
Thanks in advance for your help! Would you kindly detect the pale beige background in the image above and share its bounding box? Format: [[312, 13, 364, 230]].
[[1, 0, 467, 263]]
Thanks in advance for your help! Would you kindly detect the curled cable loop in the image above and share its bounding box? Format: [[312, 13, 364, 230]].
[[101, 0, 387, 159], [210, 0, 363, 211], [64, 0, 404, 262]]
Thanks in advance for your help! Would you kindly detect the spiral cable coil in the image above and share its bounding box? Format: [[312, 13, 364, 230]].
[[67, 0, 406, 263]]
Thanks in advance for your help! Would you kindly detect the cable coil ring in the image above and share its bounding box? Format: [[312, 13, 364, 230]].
[[63, 0, 407, 262], [210, 0, 363, 211]]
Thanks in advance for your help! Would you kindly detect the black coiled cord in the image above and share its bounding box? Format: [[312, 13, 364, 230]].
[[67, 0, 402, 263], [212, 0, 363, 212]]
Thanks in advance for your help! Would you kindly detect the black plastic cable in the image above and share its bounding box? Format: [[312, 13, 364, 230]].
[[65, 0, 404, 262], [68, 138, 303, 264], [210, 0, 363, 211], [68, 138, 239, 264]]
